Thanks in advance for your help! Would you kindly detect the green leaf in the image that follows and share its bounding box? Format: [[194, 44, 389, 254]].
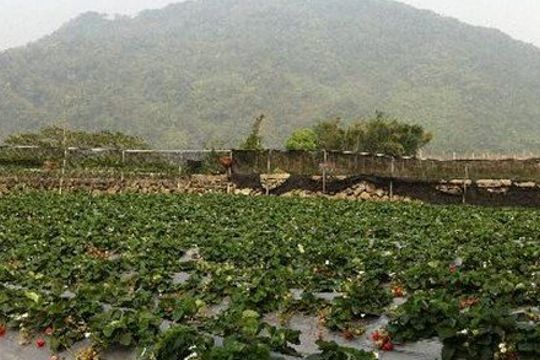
[[24, 291, 40, 303], [119, 332, 133, 346]]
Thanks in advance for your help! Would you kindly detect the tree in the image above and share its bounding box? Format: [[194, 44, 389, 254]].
[[285, 129, 318, 151], [313, 119, 346, 151], [285, 112, 432, 157], [5, 127, 150, 150], [240, 115, 265, 150], [360, 112, 432, 157], [344, 122, 367, 152]]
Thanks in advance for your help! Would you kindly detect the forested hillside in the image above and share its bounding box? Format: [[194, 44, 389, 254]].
[[1, 0, 540, 154]]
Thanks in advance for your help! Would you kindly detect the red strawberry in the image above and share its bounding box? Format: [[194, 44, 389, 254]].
[[36, 338, 46, 348], [371, 331, 381, 341], [392, 285, 405, 297], [382, 341, 394, 351], [45, 327, 54, 336], [0, 324, 6, 337]]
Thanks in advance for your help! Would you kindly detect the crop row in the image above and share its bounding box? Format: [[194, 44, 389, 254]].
[[0, 193, 538, 359]]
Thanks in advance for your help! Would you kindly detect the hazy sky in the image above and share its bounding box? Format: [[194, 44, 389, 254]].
[[0, 0, 539, 50], [398, 0, 540, 47], [0, 0, 176, 50]]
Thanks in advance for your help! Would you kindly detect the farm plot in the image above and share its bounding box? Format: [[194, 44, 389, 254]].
[[0, 193, 538, 360]]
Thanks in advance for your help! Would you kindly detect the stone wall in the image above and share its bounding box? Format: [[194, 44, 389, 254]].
[[0, 175, 233, 195], [1, 173, 539, 207]]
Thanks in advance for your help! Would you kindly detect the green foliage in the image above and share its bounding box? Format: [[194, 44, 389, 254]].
[[202, 338, 272, 360], [307, 341, 377, 360], [153, 325, 213, 360], [357, 112, 432, 156], [210, 307, 300, 356], [0, 193, 538, 358], [387, 290, 461, 343], [327, 277, 392, 330], [300, 113, 432, 156], [285, 128, 318, 151], [313, 119, 346, 151], [1, 0, 540, 153], [389, 294, 540, 360], [5, 126, 149, 150], [240, 115, 265, 151], [158, 295, 202, 322], [91, 309, 161, 348]]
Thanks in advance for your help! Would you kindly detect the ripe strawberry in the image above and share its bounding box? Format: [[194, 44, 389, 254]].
[[382, 341, 394, 351], [392, 285, 405, 297], [45, 327, 54, 336], [36, 338, 46, 348], [0, 324, 6, 337], [371, 330, 381, 341]]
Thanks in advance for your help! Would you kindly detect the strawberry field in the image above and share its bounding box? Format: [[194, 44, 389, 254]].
[[0, 193, 539, 360]]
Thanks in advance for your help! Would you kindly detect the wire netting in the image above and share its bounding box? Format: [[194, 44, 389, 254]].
[[2, 146, 540, 183], [0, 146, 232, 178], [232, 150, 540, 182]]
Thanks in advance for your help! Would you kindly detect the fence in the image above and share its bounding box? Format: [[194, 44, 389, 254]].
[[2, 146, 540, 186], [232, 150, 540, 182], [0, 146, 232, 177]]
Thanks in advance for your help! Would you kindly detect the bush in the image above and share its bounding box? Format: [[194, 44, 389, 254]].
[[285, 129, 318, 151]]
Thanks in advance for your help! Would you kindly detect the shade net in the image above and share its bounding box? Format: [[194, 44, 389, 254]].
[[232, 150, 540, 182], [2, 146, 540, 182], [0, 146, 231, 178]]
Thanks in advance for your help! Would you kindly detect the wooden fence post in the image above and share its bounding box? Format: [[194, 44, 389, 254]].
[[227, 150, 233, 194], [266, 150, 272, 195], [59, 147, 68, 195], [463, 165, 469, 205], [390, 157, 395, 199], [121, 150, 126, 182], [322, 150, 328, 194]]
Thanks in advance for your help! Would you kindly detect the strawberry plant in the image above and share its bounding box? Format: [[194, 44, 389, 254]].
[[307, 341, 377, 359], [326, 277, 392, 331], [151, 325, 213, 360], [0, 192, 538, 358], [90, 309, 161, 349]]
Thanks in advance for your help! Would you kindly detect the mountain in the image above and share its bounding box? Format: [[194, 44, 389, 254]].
[[1, 0, 540, 154]]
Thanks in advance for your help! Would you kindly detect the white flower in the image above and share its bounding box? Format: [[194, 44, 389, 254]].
[[84, 332, 92, 338], [298, 244, 305, 254], [184, 352, 199, 360], [14, 313, 29, 321], [459, 329, 468, 335], [325, 260, 330, 265]]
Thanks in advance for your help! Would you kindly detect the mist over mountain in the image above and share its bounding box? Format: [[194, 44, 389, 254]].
[[1, 0, 540, 154]]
